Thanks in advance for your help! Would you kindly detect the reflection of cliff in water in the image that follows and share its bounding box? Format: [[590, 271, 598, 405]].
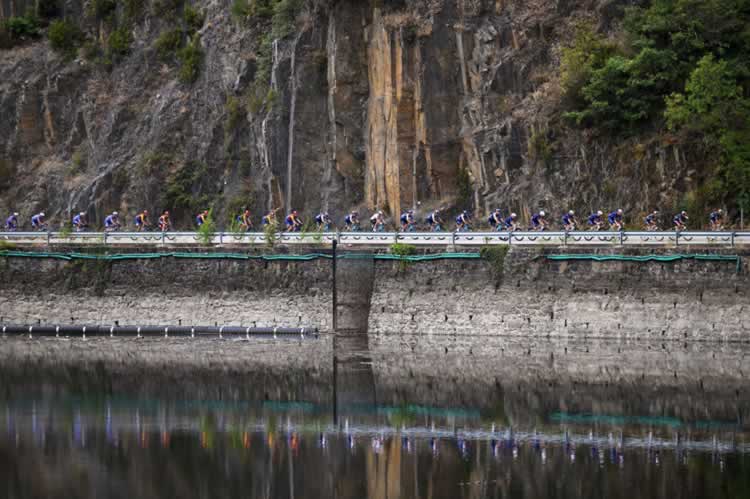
[[0, 337, 748, 426]]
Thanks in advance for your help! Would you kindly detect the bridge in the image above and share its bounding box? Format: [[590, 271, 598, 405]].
[[1, 230, 750, 248]]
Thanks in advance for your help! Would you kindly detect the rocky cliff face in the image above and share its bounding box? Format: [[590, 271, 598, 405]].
[[0, 0, 691, 228]]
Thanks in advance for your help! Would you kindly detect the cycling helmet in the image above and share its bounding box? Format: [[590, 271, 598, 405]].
[[597, 210, 603, 216], [718, 209, 723, 214], [40, 212, 45, 217], [568, 210, 575, 215], [617, 209, 623, 214], [112, 211, 118, 215], [79, 212, 85, 216], [13, 212, 18, 216], [510, 213, 517, 218], [539, 210, 546, 217]]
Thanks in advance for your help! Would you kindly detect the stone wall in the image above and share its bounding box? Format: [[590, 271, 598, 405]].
[[370, 249, 750, 341], [1, 248, 748, 340]]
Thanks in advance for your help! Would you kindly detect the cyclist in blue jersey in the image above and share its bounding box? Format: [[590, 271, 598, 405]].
[[369, 211, 385, 232], [455, 211, 472, 232], [104, 211, 120, 232], [262, 209, 278, 227], [31, 212, 46, 231], [400, 210, 416, 232], [344, 211, 360, 231], [530, 210, 547, 231], [315, 212, 332, 232], [608, 209, 624, 231], [195, 210, 209, 227], [426, 209, 444, 232], [488, 209, 504, 231], [709, 209, 724, 231], [72, 212, 87, 232], [562, 210, 577, 231], [587, 210, 604, 231], [644, 210, 659, 231], [673, 211, 688, 231], [4, 212, 19, 231], [134, 210, 150, 231], [504, 213, 519, 231]]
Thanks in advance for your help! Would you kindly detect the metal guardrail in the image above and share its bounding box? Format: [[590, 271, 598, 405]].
[[0, 230, 748, 247]]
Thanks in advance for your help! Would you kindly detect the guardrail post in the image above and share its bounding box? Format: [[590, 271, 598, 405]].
[[731, 232, 735, 248], [619, 230, 623, 246], [676, 231, 680, 247], [563, 231, 568, 247], [162, 231, 166, 245], [220, 232, 224, 246], [103, 231, 108, 246], [46, 231, 51, 246]]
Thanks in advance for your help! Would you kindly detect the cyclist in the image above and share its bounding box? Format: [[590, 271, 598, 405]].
[[72, 212, 87, 232], [370, 211, 385, 232], [504, 213, 519, 231], [562, 210, 577, 231], [285, 210, 303, 232], [4, 212, 19, 231], [426, 209, 444, 232], [530, 210, 547, 231], [608, 209, 624, 231], [587, 211, 604, 231], [262, 209, 278, 227], [237, 209, 253, 232], [103, 211, 120, 232], [344, 211, 360, 231], [644, 210, 659, 231], [455, 211, 472, 232], [673, 210, 689, 231], [709, 209, 724, 231], [400, 210, 415, 232], [134, 210, 150, 231], [195, 210, 209, 227], [314, 212, 332, 232], [158, 210, 171, 232], [31, 212, 46, 231], [488, 209, 504, 231]]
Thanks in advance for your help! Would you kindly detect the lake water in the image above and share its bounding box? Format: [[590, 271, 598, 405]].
[[1, 391, 747, 498]]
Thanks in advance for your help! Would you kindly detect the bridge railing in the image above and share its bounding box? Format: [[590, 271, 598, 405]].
[[1, 230, 748, 247]]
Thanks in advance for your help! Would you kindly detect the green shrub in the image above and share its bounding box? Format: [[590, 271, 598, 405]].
[[270, 0, 302, 39], [230, 0, 252, 21], [390, 243, 417, 256], [155, 28, 183, 60], [196, 209, 216, 245], [177, 35, 203, 83], [164, 160, 212, 215], [480, 246, 509, 280], [69, 148, 87, 175], [3, 16, 40, 39], [184, 5, 204, 33], [48, 19, 83, 59], [528, 130, 552, 165], [108, 27, 133, 60], [225, 95, 245, 131], [560, 23, 616, 107]]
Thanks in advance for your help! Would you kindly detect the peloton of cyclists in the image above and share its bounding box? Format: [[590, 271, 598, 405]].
[[0, 207, 738, 232]]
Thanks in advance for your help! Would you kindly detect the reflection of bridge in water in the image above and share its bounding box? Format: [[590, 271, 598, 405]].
[[3, 407, 747, 455]]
